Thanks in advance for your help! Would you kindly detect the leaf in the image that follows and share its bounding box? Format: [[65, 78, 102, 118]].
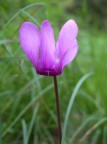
[[3, 2, 45, 28], [61, 72, 93, 144]]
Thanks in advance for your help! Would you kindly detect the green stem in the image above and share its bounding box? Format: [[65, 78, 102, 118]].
[[53, 76, 62, 144]]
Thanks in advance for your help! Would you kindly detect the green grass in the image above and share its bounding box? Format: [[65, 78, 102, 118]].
[[0, 1, 107, 144]]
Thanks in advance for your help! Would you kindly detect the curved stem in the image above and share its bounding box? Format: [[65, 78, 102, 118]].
[[53, 76, 62, 144]]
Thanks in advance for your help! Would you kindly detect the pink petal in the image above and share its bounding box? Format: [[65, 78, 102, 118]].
[[55, 42, 60, 59], [58, 19, 78, 57], [40, 20, 55, 69], [19, 22, 40, 67], [62, 40, 78, 68]]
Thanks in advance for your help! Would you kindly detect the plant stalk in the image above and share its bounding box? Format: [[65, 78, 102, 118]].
[[53, 76, 62, 144]]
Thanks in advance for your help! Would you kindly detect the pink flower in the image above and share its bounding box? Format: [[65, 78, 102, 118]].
[[19, 20, 78, 76]]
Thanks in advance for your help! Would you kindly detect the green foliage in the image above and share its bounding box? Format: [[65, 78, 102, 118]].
[[0, 0, 107, 144]]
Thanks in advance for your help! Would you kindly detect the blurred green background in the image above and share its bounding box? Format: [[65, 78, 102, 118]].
[[0, 0, 107, 144]]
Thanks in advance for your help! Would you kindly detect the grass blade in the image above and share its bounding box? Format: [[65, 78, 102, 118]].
[[91, 130, 100, 144], [22, 119, 27, 144], [79, 117, 107, 143], [0, 57, 27, 62], [2, 84, 53, 137], [27, 104, 39, 144], [0, 39, 14, 45], [21, 10, 40, 26], [70, 113, 99, 142], [3, 2, 45, 28], [62, 72, 93, 144]]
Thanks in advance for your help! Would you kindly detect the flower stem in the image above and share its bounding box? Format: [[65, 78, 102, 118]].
[[53, 76, 62, 144]]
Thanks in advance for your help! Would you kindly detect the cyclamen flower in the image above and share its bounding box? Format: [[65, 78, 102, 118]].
[[19, 19, 78, 76]]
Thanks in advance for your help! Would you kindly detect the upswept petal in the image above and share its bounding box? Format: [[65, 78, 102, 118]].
[[62, 40, 78, 69], [58, 19, 78, 57], [40, 20, 55, 69], [19, 22, 40, 67]]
